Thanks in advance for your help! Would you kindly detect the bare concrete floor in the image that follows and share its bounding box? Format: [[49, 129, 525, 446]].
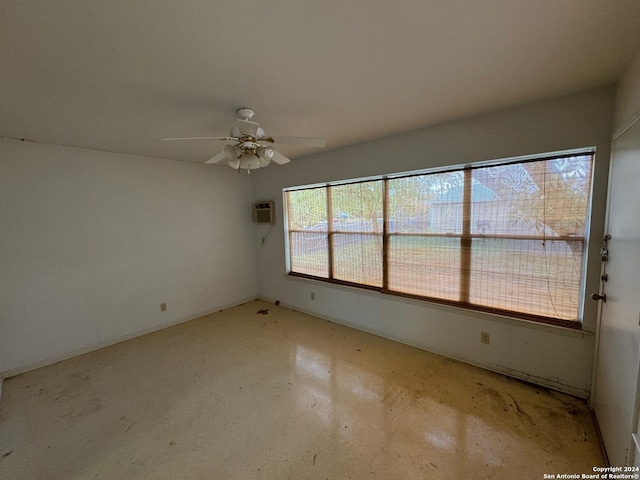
[[0, 300, 604, 479]]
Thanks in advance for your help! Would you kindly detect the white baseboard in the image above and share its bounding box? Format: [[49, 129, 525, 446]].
[[258, 295, 590, 399], [1, 296, 257, 380]]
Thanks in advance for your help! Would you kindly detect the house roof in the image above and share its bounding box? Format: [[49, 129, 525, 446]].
[[433, 183, 498, 204]]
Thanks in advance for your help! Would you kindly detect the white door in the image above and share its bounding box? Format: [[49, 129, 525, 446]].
[[593, 118, 640, 466]]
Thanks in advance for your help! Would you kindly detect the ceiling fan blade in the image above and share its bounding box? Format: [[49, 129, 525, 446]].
[[204, 150, 227, 164], [271, 150, 291, 165], [271, 136, 326, 147], [161, 136, 236, 141], [236, 119, 260, 136]]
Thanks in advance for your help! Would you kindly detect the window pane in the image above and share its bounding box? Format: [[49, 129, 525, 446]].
[[287, 188, 329, 277], [333, 234, 382, 286], [289, 232, 329, 277], [469, 238, 583, 320], [471, 156, 593, 236], [388, 236, 460, 300], [287, 189, 327, 231], [388, 172, 464, 234], [331, 181, 383, 232]]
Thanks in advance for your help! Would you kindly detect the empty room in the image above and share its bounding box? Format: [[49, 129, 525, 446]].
[[2, 1, 640, 478]]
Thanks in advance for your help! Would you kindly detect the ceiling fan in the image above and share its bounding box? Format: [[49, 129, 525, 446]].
[[161, 108, 326, 172]]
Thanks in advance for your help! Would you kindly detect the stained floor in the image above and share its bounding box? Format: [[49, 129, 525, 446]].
[[0, 300, 605, 479]]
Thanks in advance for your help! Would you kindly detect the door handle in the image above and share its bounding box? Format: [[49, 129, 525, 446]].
[[590, 293, 607, 302]]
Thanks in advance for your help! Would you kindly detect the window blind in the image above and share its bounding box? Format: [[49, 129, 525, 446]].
[[285, 152, 594, 326]]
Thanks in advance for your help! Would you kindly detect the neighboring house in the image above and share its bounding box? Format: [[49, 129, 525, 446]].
[[428, 181, 568, 254], [429, 181, 498, 234]]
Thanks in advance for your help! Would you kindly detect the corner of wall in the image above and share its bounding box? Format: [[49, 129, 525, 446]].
[[615, 48, 640, 134]]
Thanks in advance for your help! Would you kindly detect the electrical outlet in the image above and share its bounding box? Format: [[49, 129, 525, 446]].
[[480, 331, 490, 345], [310, 292, 315, 300], [160, 303, 167, 312]]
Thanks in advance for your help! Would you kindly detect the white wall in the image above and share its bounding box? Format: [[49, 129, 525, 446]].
[[252, 87, 614, 397], [615, 49, 640, 132], [0, 139, 257, 376]]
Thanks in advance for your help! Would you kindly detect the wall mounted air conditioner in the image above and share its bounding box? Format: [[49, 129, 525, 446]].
[[254, 201, 275, 224]]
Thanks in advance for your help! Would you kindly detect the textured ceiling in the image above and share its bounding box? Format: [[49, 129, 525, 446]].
[[1, 0, 639, 164]]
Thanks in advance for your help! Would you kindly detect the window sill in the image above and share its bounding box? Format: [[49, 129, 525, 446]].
[[285, 273, 592, 339]]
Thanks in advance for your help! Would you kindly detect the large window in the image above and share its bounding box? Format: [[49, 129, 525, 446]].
[[285, 151, 594, 327]]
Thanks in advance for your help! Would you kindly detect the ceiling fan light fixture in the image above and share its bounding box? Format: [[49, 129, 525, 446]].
[[224, 144, 241, 161], [239, 154, 261, 170], [257, 146, 274, 167]]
